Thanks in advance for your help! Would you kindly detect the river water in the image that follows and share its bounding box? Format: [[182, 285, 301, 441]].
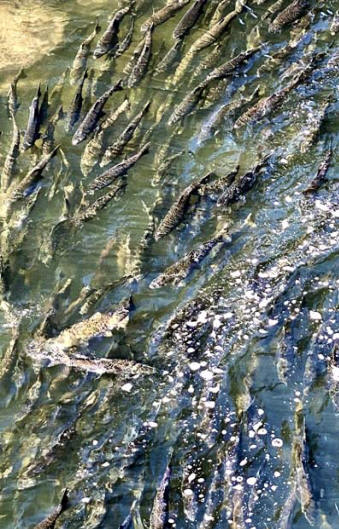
[[0, 0, 338, 528]]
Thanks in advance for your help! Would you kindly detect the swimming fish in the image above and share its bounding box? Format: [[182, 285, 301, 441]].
[[22, 84, 41, 150], [72, 79, 123, 145], [173, 0, 207, 40], [93, 6, 131, 59], [70, 21, 100, 84]]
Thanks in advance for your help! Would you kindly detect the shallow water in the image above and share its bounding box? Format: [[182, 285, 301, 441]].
[[0, 0, 338, 528]]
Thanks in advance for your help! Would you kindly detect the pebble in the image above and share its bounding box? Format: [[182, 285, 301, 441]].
[[247, 477, 257, 486], [272, 438, 283, 448], [189, 362, 200, 372]]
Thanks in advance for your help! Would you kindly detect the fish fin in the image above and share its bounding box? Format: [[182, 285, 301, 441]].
[[60, 489, 70, 512]]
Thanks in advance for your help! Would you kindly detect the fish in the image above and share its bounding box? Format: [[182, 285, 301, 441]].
[[7, 69, 25, 116], [173, 0, 208, 40], [70, 21, 100, 85], [201, 167, 240, 196], [22, 84, 42, 151], [123, 38, 146, 77], [141, 0, 190, 32], [262, 0, 284, 21], [127, 24, 153, 88], [299, 99, 331, 154], [42, 105, 64, 156], [101, 100, 150, 166], [10, 145, 59, 200], [51, 353, 154, 376], [80, 127, 106, 175], [93, 6, 131, 59], [210, 0, 232, 26], [269, 0, 309, 33], [172, 1, 246, 84], [203, 46, 261, 84], [150, 231, 228, 288], [303, 149, 332, 194], [155, 39, 183, 74], [72, 79, 123, 145], [217, 155, 271, 206], [38, 297, 134, 354], [74, 180, 126, 224], [154, 172, 214, 240], [101, 98, 130, 130], [39, 85, 49, 125], [233, 73, 302, 129], [150, 466, 171, 529], [49, 68, 69, 112], [33, 489, 69, 529], [88, 142, 150, 193], [168, 84, 205, 126], [67, 69, 88, 132], [116, 17, 135, 57], [1, 113, 20, 191]]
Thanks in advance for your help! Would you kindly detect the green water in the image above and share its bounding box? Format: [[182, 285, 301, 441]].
[[0, 0, 338, 527]]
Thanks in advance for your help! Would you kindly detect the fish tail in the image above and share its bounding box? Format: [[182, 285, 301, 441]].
[[60, 489, 69, 512]]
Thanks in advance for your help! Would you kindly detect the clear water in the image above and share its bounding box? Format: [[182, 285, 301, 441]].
[[0, 0, 338, 528]]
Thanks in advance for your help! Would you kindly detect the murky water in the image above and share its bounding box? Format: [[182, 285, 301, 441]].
[[0, 0, 338, 528]]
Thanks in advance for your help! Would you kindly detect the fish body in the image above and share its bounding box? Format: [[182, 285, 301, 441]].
[[303, 149, 332, 194], [33, 489, 69, 529], [116, 17, 135, 57], [88, 142, 150, 192], [299, 99, 330, 154], [70, 22, 100, 84], [1, 113, 20, 191], [150, 233, 227, 288], [42, 106, 64, 156], [156, 39, 183, 73], [217, 156, 270, 206], [39, 86, 49, 125], [204, 46, 261, 84], [22, 85, 41, 150], [72, 79, 123, 145], [101, 98, 130, 130], [173, 0, 207, 40], [141, 0, 190, 32], [101, 100, 150, 166], [76, 181, 126, 223], [67, 70, 88, 132], [210, 0, 232, 26], [154, 172, 214, 240], [80, 127, 105, 175], [7, 69, 25, 116], [269, 0, 308, 32], [168, 84, 205, 125], [128, 25, 153, 87], [150, 466, 171, 529], [42, 297, 133, 353], [94, 6, 130, 59], [10, 146, 59, 199]]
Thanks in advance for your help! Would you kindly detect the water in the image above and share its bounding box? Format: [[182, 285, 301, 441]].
[[0, 0, 338, 527]]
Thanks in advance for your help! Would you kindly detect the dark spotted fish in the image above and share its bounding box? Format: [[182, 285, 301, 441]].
[[39, 85, 49, 125], [116, 17, 135, 57], [150, 232, 227, 288], [101, 100, 150, 166], [33, 489, 69, 529], [22, 84, 41, 151], [1, 113, 20, 191], [88, 142, 150, 192], [154, 172, 214, 240], [72, 79, 123, 145], [10, 145, 59, 199], [53, 354, 154, 376], [141, 0, 190, 32], [168, 84, 205, 126], [173, 0, 207, 40], [234, 77, 298, 129], [94, 5, 130, 59], [127, 25, 153, 87], [150, 466, 171, 529], [303, 149, 332, 194], [217, 155, 271, 206], [70, 21, 100, 85], [75, 181, 126, 223], [7, 69, 25, 116], [269, 0, 308, 32], [204, 46, 261, 84], [42, 106, 64, 155], [67, 70, 88, 132], [156, 39, 183, 73]]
